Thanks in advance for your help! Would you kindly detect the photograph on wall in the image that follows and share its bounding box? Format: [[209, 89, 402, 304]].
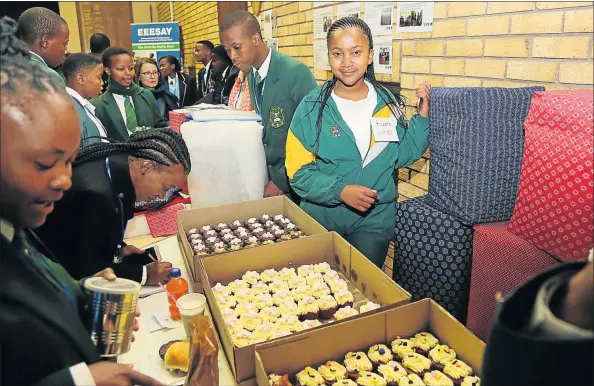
[[313, 39, 331, 71], [373, 36, 393, 74], [396, 2, 434, 33], [364, 2, 394, 36], [337, 2, 361, 19], [314, 6, 336, 38], [263, 10, 274, 40]]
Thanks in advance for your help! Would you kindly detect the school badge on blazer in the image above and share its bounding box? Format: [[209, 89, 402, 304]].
[[330, 125, 341, 137], [269, 106, 285, 128]]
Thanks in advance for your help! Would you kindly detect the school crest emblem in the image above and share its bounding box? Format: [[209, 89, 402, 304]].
[[330, 125, 341, 138], [269, 106, 285, 128]]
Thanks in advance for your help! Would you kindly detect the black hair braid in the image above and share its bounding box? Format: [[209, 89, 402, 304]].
[[75, 128, 191, 173], [311, 16, 407, 152], [1, 16, 67, 96]]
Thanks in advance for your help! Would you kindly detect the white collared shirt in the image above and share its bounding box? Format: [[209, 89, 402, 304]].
[[332, 80, 377, 160], [203, 60, 211, 84], [0, 218, 97, 386], [112, 93, 135, 135], [66, 87, 108, 141], [256, 48, 272, 80]]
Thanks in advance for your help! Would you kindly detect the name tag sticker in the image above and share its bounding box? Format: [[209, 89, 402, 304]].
[[371, 117, 399, 142]]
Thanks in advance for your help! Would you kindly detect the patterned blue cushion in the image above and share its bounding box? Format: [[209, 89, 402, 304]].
[[393, 197, 474, 322], [426, 87, 544, 225]]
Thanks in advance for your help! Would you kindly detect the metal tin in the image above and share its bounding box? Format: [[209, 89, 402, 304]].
[[83, 277, 141, 357]]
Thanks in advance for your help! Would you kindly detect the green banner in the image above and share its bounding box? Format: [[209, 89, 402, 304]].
[[132, 43, 180, 50]]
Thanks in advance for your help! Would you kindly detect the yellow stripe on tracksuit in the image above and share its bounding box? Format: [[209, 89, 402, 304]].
[[286, 105, 395, 180], [286, 129, 315, 180]]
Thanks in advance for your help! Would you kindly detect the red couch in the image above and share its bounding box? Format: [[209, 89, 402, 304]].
[[466, 90, 593, 341]]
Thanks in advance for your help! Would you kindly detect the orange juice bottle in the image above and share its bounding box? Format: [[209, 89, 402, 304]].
[[166, 268, 188, 320]]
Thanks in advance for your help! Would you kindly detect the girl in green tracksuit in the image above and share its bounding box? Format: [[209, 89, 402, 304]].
[[286, 17, 431, 268]]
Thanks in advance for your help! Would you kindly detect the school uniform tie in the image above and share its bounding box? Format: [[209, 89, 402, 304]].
[[124, 96, 137, 133], [254, 71, 264, 115], [13, 231, 78, 312]]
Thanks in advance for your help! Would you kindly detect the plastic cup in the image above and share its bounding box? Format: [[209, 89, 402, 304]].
[[177, 293, 207, 337]]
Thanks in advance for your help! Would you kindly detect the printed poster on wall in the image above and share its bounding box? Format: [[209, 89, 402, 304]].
[[337, 2, 361, 19], [373, 36, 393, 74], [313, 40, 331, 71], [131, 22, 181, 65], [396, 2, 434, 33], [314, 6, 336, 39], [364, 2, 394, 36]]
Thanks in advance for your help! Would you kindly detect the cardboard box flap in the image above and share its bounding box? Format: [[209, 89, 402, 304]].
[[199, 263, 238, 379], [429, 301, 485, 373], [348, 241, 411, 305], [386, 299, 485, 375], [257, 312, 386, 375], [257, 299, 486, 385]]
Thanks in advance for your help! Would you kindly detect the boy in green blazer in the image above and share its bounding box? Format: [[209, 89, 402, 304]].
[[17, 7, 68, 87], [220, 11, 317, 200]]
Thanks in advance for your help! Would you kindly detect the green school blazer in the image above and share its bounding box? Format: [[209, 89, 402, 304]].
[[249, 49, 317, 194], [91, 89, 168, 142], [30, 54, 66, 87]]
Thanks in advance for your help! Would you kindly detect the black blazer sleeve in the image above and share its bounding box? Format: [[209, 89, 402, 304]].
[[481, 262, 593, 386], [183, 73, 198, 106], [196, 68, 205, 101], [32, 369, 76, 386]]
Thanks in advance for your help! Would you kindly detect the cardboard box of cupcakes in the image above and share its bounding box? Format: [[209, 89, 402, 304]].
[[255, 299, 485, 386], [176, 196, 327, 288], [199, 232, 413, 383]]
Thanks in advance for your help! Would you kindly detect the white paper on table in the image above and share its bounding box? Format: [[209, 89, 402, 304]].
[[364, 1, 395, 36], [154, 311, 183, 329], [139, 285, 164, 298], [337, 2, 361, 19], [396, 1, 434, 33], [314, 6, 336, 39], [373, 36, 394, 75], [313, 40, 331, 71]]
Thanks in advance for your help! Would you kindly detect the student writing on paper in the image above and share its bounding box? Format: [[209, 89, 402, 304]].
[[285, 17, 431, 268], [36, 129, 190, 286]]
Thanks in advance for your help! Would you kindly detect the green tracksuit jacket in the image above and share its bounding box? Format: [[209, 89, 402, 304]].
[[286, 84, 429, 249], [249, 49, 317, 195]]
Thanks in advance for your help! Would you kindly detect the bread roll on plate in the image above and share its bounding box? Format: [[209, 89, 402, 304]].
[[162, 341, 190, 373]]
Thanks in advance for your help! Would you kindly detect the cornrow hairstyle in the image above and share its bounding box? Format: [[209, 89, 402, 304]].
[[196, 40, 214, 51], [17, 7, 66, 45], [1, 16, 69, 115], [133, 56, 163, 87], [62, 53, 101, 81], [74, 128, 191, 174], [89, 32, 110, 54], [311, 17, 407, 152], [220, 10, 261, 38], [159, 55, 181, 72], [102, 46, 132, 69]]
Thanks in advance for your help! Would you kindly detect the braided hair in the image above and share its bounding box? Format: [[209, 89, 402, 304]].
[[74, 128, 192, 173], [1, 16, 69, 117], [311, 17, 407, 152]]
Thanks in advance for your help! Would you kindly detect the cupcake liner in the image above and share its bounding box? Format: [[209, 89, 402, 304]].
[[318, 306, 338, 319], [299, 311, 319, 321]]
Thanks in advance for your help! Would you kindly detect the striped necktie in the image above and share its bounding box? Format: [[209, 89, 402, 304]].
[[124, 96, 137, 133]]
